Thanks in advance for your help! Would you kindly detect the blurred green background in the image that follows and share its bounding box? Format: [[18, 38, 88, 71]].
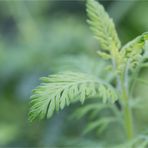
[[0, 0, 148, 147]]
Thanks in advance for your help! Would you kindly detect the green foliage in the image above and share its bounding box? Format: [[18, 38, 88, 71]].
[[1, 0, 148, 146], [115, 134, 148, 148], [71, 100, 122, 136], [83, 117, 117, 134], [72, 103, 110, 120], [86, 0, 121, 51], [29, 72, 117, 121], [121, 32, 148, 70], [28, 0, 148, 147]]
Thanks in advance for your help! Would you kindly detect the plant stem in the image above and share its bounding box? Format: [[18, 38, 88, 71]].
[[111, 50, 134, 140], [121, 79, 134, 140]]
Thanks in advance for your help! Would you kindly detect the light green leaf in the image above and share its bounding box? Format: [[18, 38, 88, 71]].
[[97, 51, 111, 59], [121, 32, 148, 70], [29, 72, 117, 121], [86, 0, 121, 51]]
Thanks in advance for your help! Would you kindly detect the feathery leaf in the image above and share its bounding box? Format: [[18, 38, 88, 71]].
[[86, 0, 121, 51], [83, 117, 116, 134], [121, 32, 148, 70], [72, 103, 110, 120], [29, 72, 117, 121]]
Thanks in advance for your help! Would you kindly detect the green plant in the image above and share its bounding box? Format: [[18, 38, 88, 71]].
[[29, 0, 148, 147]]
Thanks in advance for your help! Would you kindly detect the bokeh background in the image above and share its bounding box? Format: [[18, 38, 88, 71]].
[[0, 0, 148, 147]]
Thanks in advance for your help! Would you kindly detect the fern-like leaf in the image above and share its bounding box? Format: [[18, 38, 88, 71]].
[[121, 32, 148, 70], [72, 103, 110, 120], [29, 72, 117, 121], [86, 0, 121, 51], [83, 117, 117, 134]]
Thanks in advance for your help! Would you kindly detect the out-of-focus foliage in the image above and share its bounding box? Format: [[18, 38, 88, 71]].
[[0, 0, 148, 147]]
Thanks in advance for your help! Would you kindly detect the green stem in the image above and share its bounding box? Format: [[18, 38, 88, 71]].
[[121, 79, 134, 140], [111, 49, 134, 140]]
